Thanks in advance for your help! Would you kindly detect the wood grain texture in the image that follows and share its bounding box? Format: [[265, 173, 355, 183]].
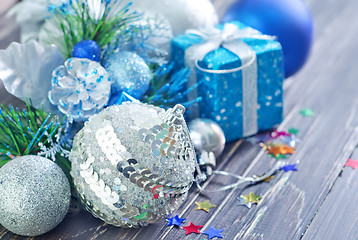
[[303, 141, 358, 240], [1, 0, 358, 239]]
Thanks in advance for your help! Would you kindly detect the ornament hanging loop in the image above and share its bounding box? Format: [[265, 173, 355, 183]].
[[195, 161, 285, 192]]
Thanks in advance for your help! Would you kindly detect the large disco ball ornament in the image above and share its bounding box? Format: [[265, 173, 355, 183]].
[[70, 102, 196, 227]]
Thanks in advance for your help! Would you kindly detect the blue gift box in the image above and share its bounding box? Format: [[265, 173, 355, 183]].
[[171, 21, 284, 142]]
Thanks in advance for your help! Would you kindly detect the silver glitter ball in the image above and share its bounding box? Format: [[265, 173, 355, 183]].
[[188, 118, 226, 157], [70, 102, 196, 227], [0, 155, 71, 236]]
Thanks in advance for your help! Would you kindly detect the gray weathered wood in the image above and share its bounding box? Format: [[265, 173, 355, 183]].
[[303, 138, 358, 240], [1, 0, 358, 239]]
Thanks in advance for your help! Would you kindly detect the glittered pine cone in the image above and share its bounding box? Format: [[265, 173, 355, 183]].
[[48, 58, 111, 121]]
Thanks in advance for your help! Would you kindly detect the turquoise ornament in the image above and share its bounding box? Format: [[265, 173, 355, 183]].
[[48, 58, 111, 121], [102, 51, 152, 99], [72, 40, 101, 62]]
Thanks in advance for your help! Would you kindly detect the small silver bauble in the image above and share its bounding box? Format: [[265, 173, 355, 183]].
[[0, 155, 71, 236], [70, 102, 196, 227], [188, 118, 226, 157]]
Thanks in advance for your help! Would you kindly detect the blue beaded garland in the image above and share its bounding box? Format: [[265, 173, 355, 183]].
[[72, 40, 101, 62]]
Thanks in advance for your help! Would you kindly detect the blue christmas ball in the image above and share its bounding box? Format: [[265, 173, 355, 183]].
[[222, 0, 313, 78], [102, 51, 152, 99], [72, 40, 101, 62]]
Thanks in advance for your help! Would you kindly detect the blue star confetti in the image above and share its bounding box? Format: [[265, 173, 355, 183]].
[[166, 215, 186, 227], [202, 226, 224, 239], [280, 164, 298, 172]]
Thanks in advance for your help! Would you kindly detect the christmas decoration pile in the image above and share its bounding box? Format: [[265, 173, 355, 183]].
[[0, 0, 305, 237]]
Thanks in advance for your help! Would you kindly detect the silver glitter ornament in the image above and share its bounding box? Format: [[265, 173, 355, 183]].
[[188, 118, 226, 157], [0, 155, 71, 236], [70, 102, 196, 227]]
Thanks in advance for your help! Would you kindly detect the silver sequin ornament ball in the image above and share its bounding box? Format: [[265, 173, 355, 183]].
[[70, 102, 196, 227], [0, 155, 71, 236]]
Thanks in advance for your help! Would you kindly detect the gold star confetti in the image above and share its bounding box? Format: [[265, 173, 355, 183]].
[[195, 200, 216, 212], [243, 192, 261, 204], [237, 192, 262, 208], [263, 175, 274, 182]]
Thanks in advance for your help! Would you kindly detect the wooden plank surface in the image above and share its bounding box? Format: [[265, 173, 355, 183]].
[[303, 143, 358, 240], [1, 0, 358, 239]]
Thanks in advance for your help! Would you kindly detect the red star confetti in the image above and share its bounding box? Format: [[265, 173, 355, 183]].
[[345, 158, 358, 169], [182, 222, 203, 235]]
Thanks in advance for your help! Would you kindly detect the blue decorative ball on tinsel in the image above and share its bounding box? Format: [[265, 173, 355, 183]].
[[72, 40, 101, 62], [222, 0, 313, 78], [102, 51, 152, 99]]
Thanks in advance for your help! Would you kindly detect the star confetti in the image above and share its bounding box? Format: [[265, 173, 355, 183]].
[[281, 135, 300, 148], [195, 200, 216, 213], [182, 222, 203, 235], [166, 215, 186, 227], [134, 212, 148, 220], [268, 153, 288, 160], [300, 108, 315, 117], [288, 127, 300, 135], [280, 164, 298, 172], [202, 226, 224, 239], [238, 192, 262, 208], [345, 158, 358, 169], [263, 175, 274, 182], [243, 192, 261, 205], [257, 173, 274, 182], [237, 196, 252, 208], [267, 144, 295, 157], [271, 130, 291, 139]]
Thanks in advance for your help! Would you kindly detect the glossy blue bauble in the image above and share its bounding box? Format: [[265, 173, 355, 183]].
[[222, 0, 313, 77], [72, 40, 101, 62]]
